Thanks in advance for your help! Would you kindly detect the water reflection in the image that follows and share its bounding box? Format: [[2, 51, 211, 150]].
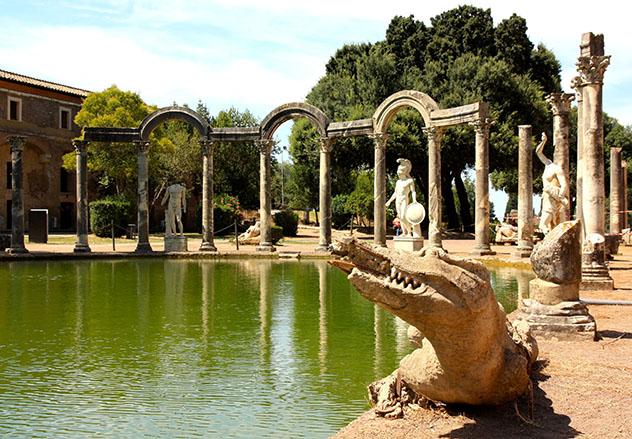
[[0, 259, 532, 438]]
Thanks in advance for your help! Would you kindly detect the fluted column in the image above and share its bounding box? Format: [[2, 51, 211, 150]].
[[73, 140, 91, 253], [623, 161, 629, 230], [316, 138, 333, 251], [470, 118, 495, 256], [572, 78, 584, 229], [425, 126, 444, 249], [576, 32, 613, 290], [610, 147, 623, 234], [370, 133, 388, 247], [6, 136, 28, 253], [512, 125, 534, 258], [546, 92, 575, 222], [199, 140, 217, 252], [134, 140, 152, 253], [257, 139, 275, 252]]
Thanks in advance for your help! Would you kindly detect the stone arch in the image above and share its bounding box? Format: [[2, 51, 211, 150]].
[[260, 102, 329, 140], [372, 90, 439, 133], [139, 106, 209, 141]]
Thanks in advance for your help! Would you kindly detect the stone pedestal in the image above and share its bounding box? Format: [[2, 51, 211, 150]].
[[517, 299, 596, 340], [515, 220, 596, 340], [164, 236, 188, 253], [393, 236, 424, 252]]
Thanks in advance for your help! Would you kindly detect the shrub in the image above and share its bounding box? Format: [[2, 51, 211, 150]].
[[214, 193, 241, 235], [273, 209, 299, 237], [89, 196, 132, 238], [332, 194, 352, 229], [271, 225, 283, 243]]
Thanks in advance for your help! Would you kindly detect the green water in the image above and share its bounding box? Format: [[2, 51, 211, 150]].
[[0, 259, 532, 438]]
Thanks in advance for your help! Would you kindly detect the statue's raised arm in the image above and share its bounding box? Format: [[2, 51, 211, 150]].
[[535, 132, 551, 166]]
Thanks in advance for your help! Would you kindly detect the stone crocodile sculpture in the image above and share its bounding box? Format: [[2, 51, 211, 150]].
[[331, 238, 537, 409]]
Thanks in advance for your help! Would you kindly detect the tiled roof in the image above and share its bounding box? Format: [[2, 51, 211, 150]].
[[0, 69, 91, 98]]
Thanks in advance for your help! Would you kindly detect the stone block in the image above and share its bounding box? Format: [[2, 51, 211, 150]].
[[393, 236, 423, 252], [515, 299, 596, 341], [528, 278, 579, 305], [164, 235, 187, 253], [531, 220, 581, 284]]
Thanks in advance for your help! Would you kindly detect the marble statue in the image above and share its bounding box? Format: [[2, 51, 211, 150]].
[[385, 158, 421, 238], [238, 220, 261, 245], [331, 238, 538, 410], [536, 133, 569, 234], [161, 183, 187, 237]]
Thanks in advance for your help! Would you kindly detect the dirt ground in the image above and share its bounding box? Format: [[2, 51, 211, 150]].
[[335, 245, 632, 439]]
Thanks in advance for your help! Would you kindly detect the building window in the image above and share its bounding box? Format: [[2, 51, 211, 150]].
[[6, 162, 11, 189], [60, 107, 71, 129], [60, 167, 70, 193], [8, 97, 22, 121]]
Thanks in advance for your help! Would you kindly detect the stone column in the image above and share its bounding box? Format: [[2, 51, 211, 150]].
[[610, 147, 623, 234], [199, 140, 217, 252], [470, 118, 495, 256], [571, 79, 584, 228], [134, 140, 152, 253], [257, 139, 275, 252], [316, 138, 333, 251], [425, 126, 444, 249], [73, 140, 91, 253], [623, 161, 629, 230], [6, 136, 28, 254], [512, 125, 534, 258], [576, 33, 613, 290], [371, 133, 388, 247], [546, 92, 575, 222]]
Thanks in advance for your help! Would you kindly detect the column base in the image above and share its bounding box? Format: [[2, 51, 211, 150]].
[[315, 243, 332, 252], [257, 242, 276, 252], [6, 246, 29, 254], [514, 298, 596, 341], [580, 264, 614, 290], [73, 243, 91, 253], [134, 242, 153, 253], [511, 246, 533, 259], [394, 236, 424, 252], [470, 245, 496, 256], [199, 242, 218, 252]]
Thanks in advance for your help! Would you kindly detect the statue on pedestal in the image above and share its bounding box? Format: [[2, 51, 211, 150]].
[[535, 133, 569, 234], [161, 183, 187, 237], [386, 158, 423, 238]]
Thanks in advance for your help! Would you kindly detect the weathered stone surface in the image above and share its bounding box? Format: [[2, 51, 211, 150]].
[[529, 278, 579, 305], [515, 299, 596, 340], [530, 220, 581, 284], [164, 235, 187, 253], [393, 236, 423, 252], [331, 238, 536, 406]]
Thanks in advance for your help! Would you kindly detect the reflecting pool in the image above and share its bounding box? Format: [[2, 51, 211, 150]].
[[0, 259, 533, 438]]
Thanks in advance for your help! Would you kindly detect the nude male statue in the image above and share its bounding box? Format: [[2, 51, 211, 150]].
[[161, 183, 187, 237], [535, 133, 569, 234], [385, 158, 421, 238]]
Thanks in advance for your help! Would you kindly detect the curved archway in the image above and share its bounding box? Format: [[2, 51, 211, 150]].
[[260, 102, 329, 140], [372, 90, 439, 134], [139, 106, 209, 141]]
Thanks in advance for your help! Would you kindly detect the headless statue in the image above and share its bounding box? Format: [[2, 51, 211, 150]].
[[161, 183, 187, 237], [386, 158, 421, 238], [535, 133, 569, 234]]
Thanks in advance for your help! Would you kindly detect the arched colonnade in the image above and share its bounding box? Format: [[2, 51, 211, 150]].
[[66, 90, 494, 255]]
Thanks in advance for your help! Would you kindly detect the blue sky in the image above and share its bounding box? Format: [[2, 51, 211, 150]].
[[1, 0, 630, 217]]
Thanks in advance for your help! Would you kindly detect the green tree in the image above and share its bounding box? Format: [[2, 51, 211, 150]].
[[68, 85, 154, 196]]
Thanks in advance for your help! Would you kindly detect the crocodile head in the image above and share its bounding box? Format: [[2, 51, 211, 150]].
[[330, 237, 496, 338]]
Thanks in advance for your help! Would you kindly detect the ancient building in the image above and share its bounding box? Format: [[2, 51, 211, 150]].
[[0, 69, 88, 232]]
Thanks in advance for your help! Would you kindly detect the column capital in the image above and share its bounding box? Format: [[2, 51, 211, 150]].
[[576, 55, 610, 86], [72, 139, 89, 153], [546, 93, 575, 116], [570, 76, 584, 102], [133, 140, 151, 152], [423, 125, 444, 143], [255, 139, 275, 154], [369, 132, 389, 149], [7, 135, 26, 152], [199, 139, 216, 156], [469, 118, 494, 135], [318, 138, 334, 153]]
